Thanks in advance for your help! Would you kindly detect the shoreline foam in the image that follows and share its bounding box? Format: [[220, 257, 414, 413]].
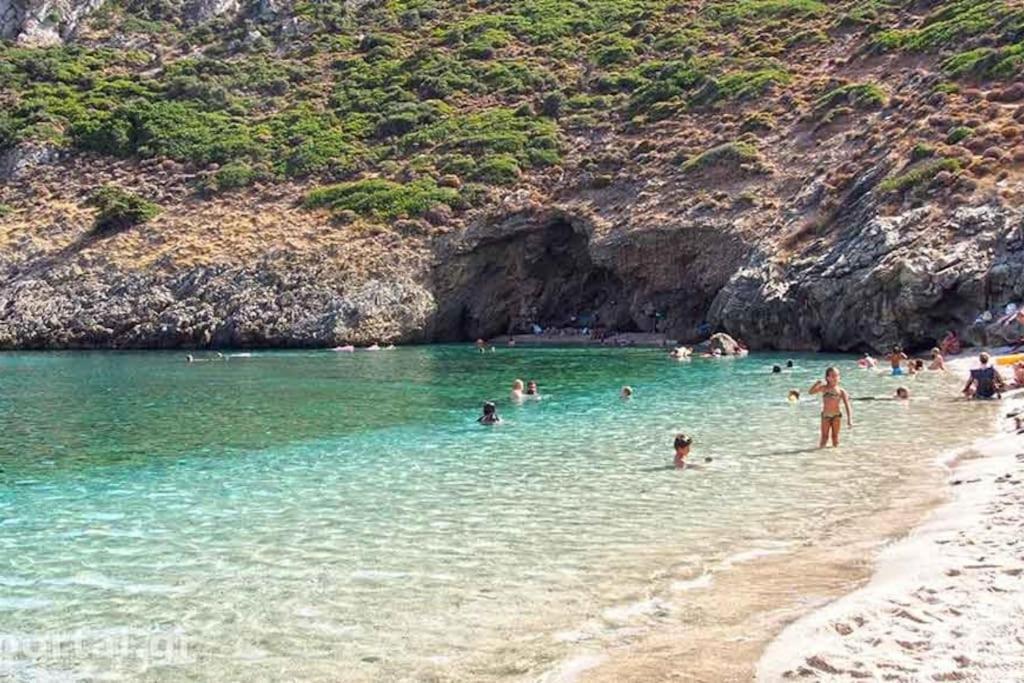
[[756, 359, 1024, 681]]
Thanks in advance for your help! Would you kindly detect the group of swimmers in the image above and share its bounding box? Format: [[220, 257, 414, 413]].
[[477, 379, 542, 424]]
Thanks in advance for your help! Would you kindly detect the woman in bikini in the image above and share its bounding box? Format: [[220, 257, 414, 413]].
[[810, 367, 854, 448]]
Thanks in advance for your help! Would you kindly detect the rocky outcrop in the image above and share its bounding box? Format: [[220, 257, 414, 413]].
[[0, 256, 434, 349], [429, 205, 751, 342], [1, 0, 105, 44], [710, 202, 1024, 352]]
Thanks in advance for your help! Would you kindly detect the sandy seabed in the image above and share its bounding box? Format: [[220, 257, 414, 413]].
[[757, 393, 1024, 681]]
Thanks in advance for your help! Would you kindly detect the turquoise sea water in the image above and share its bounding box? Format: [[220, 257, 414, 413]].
[[0, 348, 1001, 680]]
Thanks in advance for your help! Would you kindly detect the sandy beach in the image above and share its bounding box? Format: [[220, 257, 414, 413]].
[[758, 361, 1024, 681]]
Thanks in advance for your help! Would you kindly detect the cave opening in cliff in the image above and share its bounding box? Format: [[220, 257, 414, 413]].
[[439, 218, 636, 341]]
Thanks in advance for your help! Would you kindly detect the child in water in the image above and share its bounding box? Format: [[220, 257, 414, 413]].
[[810, 367, 853, 448], [620, 386, 634, 399], [787, 389, 800, 402], [478, 401, 502, 425], [673, 433, 694, 469]]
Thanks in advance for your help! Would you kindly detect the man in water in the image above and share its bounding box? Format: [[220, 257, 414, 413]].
[[889, 346, 908, 375], [525, 380, 539, 398], [895, 386, 910, 400], [478, 401, 502, 424], [963, 352, 1005, 399]]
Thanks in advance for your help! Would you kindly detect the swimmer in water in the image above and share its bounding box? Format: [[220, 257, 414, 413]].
[[477, 401, 501, 425], [786, 360, 794, 369], [511, 379, 525, 401], [772, 365, 782, 374], [621, 386, 634, 399], [674, 433, 694, 469], [525, 380, 539, 398], [186, 354, 194, 363], [895, 386, 910, 400], [810, 367, 853, 448], [928, 347, 946, 371], [787, 389, 800, 402]]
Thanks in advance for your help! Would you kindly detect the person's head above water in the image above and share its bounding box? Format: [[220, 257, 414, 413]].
[[786, 360, 794, 368], [788, 389, 800, 402], [621, 386, 633, 398], [673, 433, 692, 458], [771, 365, 782, 374], [931, 347, 941, 358], [895, 386, 910, 400], [482, 401, 496, 415], [526, 381, 538, 395], [512, 379, 524, 392]]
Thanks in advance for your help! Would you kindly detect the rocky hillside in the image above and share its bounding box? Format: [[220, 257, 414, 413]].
[[1, 0, 1023, 350]]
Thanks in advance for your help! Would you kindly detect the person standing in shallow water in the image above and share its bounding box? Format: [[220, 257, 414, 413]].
[[810, 367, 853, 448]]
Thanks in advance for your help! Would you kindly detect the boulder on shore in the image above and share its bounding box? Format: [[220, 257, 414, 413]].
[[708, 332, 742, 356]]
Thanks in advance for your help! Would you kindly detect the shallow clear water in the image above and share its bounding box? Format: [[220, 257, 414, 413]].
[[0, 348, 1000, 680]]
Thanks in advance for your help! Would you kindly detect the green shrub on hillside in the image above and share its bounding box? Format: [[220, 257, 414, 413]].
[[681, 140, 764, 173], [86, 185, 160, 234], [877, 158, 960, 193], [946, 126, 973, 144], [303, 178, 458, 219], [813, 83, 886, 118]]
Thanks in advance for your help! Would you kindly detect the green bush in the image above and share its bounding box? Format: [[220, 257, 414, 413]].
[[877, 158, 961, 193], [0, 204, 12, 218], [946, 126, 973, 144], [303, 178, 458, 219], [681, 141, 763, 173], [211, 161, 258, 192], [814, 83, 886, 118], [474, 154, 521, 184], [86, 185, 160, 234]]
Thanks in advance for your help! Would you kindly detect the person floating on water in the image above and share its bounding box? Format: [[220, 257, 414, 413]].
[[621, 386, 633, 399], [888, 346, 908, 375], [963, 352, 1005, 400], [478, 401, 502, 425], [511, 379, 525, 401], [810, 367, 853, 448]]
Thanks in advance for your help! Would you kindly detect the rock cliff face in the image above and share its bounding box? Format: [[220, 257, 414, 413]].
[[3, 0, 1024, 351]]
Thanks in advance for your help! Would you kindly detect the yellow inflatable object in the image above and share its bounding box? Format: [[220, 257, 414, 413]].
[[995, 353, 1024, 366]]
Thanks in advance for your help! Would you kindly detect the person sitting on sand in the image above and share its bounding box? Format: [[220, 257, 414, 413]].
[[810, 367, 854, 448], [621, 386, 633, 399], [511, 379, 525, 401], [1014, 361, 1024, 388], [963, 352, 1005, 400], [525, 380, 539, 398], [928, 347, 946, 371], [940, 330, 961, 356], [889, 346, 908, 376], [895, 386, 910, 400], [478, 401, 502, 425], [787, 389, 800, 403]]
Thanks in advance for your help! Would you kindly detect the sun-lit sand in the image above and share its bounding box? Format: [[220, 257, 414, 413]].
[[758, 354, 1024, 682]]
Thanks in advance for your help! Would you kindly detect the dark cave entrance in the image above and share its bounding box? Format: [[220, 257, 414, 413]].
[[437, 218, 636, 341]]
